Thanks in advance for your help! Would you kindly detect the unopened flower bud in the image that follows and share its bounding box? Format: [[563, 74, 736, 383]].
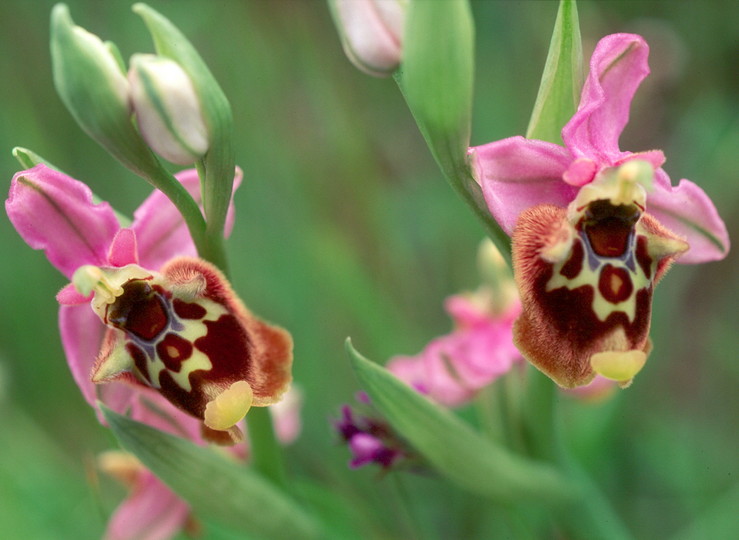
[[128, 54, 209, 165], [51, 4, 131, 143], [329, 0, 407, 77]]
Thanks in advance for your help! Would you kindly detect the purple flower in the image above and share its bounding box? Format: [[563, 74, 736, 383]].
[[468, 34, 729, 388], [335, 405, 405, 470], [7, 164, 293, 443]]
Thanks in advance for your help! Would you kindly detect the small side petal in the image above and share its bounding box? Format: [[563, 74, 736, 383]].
[[104, 471, 191, 540], [6, 165, 120, 278], [647, 172, 730, 263], [563, 34, 650, 163], [56, 283, 91, 305], [108, 228, 139, 267], [470, 137, 576, 234]]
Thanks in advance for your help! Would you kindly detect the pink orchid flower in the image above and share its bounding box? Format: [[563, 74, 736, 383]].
[[388, 293, 521, 407], [469, 34, 730, 388], [388, 241, 522, 407], [6, 164, 293, 443]]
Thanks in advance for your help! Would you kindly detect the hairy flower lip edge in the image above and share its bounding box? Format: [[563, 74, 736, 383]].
[[80, 257, 293, 443]]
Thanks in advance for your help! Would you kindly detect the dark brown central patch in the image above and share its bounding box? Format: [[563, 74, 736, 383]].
[[581, 200, 639, 258], [109, 280, 168, 341]]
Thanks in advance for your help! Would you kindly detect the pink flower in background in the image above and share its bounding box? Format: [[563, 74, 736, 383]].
[[387, 241, 522, 407], [468, 34, 729, 388]]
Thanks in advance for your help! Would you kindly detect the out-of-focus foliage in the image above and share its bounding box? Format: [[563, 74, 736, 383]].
[[0, 1, 736, 538]]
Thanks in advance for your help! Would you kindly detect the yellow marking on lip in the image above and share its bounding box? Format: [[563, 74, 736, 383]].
[[203, 380, 254, 430]]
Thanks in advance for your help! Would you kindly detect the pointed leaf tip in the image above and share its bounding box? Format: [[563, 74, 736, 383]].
[[346, 342, 571, 503]]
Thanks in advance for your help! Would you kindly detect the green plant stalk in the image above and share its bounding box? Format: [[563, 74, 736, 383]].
[[393, 73, 512, 266], [246, 406, 288, 489], [521, 368, 632, 539]]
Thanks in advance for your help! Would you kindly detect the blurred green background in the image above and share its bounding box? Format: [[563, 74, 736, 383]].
[[0, 1, 736, 538]]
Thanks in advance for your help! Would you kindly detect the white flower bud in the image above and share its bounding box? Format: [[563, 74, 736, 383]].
[[331, 0, 407, 77], [128, 54, 209, 165]]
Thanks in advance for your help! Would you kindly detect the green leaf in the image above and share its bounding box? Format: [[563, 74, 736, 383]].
[[346, 340, 571, 503], [101, 405, 322, 540], [526, 0, 583, 144], [50, 4, 161, 179], [399, 0, 510, 263], [133, 3, 235, 262], [50, 4, 209, 255]]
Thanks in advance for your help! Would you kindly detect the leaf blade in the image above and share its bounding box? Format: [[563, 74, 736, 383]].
[[346, 340, 571, 503], [102, 405, 322, 540]]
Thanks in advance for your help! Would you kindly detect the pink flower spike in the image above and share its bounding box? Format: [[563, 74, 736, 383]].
[[6, 165, 120, 279], [562, 34, 650, 163]]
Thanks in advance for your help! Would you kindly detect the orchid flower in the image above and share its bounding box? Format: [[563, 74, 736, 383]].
[[6, 164, 293, 443], [387, 240, 522, 407], [469, 34, 730, 388]]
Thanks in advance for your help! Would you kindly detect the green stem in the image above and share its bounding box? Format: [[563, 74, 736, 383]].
[[247, 406, 288, 488], [392, 73, 512, 266], [390, 475, 424, 540], [521, 367, 633, 539], [153, 163, 281, 486]]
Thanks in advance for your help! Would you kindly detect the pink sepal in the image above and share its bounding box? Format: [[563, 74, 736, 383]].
[[471, 137, 576, 235], [6, 165, 120, 279], [562, 34, 650, 163]]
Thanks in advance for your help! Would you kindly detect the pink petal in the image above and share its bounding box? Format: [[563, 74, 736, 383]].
[[131, 170, 200, 270], [470, 137, 576, 234], [562, 34, 650, 164], [56, 283, 91, 305], [562, 158, 598, 187], [104, 471, 190, 540], [444, 294, 489, 328], [386, 355, 430, 396], [108, 228, 139, 267], [647, 170, 730, 263], [422, 337, 479, 406], [59, 304, 107, 408], [6, 165, 120, 279], [132, 168, 242, 270], [60, 303, 137, 424]]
